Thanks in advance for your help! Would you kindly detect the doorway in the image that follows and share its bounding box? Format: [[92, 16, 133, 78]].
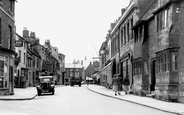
[[151, 60, 156, 91], [9, 66, 14, 94]]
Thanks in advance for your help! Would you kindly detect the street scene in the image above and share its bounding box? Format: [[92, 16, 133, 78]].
[[1, 0, 184, 115], [0, 85, 180, 115]]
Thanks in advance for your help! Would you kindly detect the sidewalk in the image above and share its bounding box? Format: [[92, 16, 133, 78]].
[[0, 85, 64, 101], [0, 87, 37, 101], [87, 84, 184, 115]]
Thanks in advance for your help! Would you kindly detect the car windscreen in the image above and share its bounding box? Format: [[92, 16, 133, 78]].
[[41, 78, 50, 82]]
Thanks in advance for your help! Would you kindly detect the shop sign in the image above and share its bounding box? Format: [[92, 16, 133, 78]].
[[15, 40, 23, 47]]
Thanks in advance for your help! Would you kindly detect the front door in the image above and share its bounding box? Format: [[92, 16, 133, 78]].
[[151, 60, 156, 91], [9, 66, 14, 94]]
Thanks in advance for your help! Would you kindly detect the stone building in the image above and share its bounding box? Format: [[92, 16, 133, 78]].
[[0, 0, 16, 95], [99, 0, 184, 103], [132, 0, 184, 103]]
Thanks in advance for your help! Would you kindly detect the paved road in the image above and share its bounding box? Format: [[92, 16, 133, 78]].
[[0, 85, 176, 115]]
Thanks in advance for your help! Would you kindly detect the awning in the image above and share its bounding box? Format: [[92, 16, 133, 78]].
[[100, 60, 113, 73]]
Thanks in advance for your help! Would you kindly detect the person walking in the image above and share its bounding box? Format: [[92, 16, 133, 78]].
[[123, 75, 130, 94], [112, 74, 121, 96]]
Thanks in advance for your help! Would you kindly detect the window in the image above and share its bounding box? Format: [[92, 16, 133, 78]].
[[70, 69, 73, 71], [172, 53, 178, 71], [131, 18, 133, 40], [157, 7, 170, 31], [133, 61, 142, 76], [19, 50, 21, 63], [163, 53, 169, 72], [124, 26, 126, 45], [33, 57, 35, 68], [24, 42, 26, 49], [75, 72, 79, 77], [157, 53, 170, 73], [144, 61, 148, 75], [9, 0, 14, 13], [0, 55, 8, 88], [120, 29, 124, 47], [9, 25, 12, 49], [75, 69, 78, 71], [0, 18, 1, 44], [158, 56, 162, 73], [24, 53, 25, 64], [70, 72, 73, 77], [127, 23, 130, 42]]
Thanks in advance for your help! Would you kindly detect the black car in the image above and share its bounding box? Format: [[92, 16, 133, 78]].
[[70, 76, 82, 87], [36, 76, 55, 96]]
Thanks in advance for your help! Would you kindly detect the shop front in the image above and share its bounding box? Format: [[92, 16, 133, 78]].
[[0, 53, 15, 95], [100, 60, 114, 89]]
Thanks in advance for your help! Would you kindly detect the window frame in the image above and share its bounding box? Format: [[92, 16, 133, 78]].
[[0, 55, 8, 88], [171, 52, 178, 71], [157, 7, 170, 32]]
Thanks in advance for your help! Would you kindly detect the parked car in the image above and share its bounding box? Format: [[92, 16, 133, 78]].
[[36, 76, 55, 96]]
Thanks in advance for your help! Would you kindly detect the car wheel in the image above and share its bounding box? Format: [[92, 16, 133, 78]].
[[38, 91, 41, 96], [52, 91, 54, 95]]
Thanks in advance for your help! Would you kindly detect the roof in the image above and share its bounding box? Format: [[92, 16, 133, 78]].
[[65, 63, 83, 68]]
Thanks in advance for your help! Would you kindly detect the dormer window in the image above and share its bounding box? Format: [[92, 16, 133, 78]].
[[9, 0, 14, 13]]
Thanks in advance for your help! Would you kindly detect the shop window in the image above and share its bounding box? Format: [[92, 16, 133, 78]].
[[172, 53, 178, 71], [0, 56, 8, 88]]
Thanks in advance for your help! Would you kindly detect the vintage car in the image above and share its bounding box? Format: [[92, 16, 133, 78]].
[[36, 76, 55, 96], [70, 76, 82, 87]]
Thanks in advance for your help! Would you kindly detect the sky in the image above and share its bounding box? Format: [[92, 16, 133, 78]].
[[15, 0, 130, 63]]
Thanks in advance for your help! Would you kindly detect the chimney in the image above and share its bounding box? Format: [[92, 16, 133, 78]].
[[45, 39, 50, 46], [111, 23, 116, 30], [121, 8, 126, 16], [30, 32, 36, 39], [23, 27, 29, 38]]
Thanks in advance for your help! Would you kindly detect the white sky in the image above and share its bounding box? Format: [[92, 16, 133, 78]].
[[15, 0, 130, 63]]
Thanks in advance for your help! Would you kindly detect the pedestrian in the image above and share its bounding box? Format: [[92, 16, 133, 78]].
[[123, 75, 130, 94], [112, 74, 121, 96]]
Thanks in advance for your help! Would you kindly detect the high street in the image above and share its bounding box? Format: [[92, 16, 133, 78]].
[[0, 85, 181, 115]]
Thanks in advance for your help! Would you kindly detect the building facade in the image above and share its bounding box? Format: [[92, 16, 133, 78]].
[[65, 63, 84, 85], [98, 0, 184, 103], [0, 0, 16, 95], [14, 33, 28, 88]]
